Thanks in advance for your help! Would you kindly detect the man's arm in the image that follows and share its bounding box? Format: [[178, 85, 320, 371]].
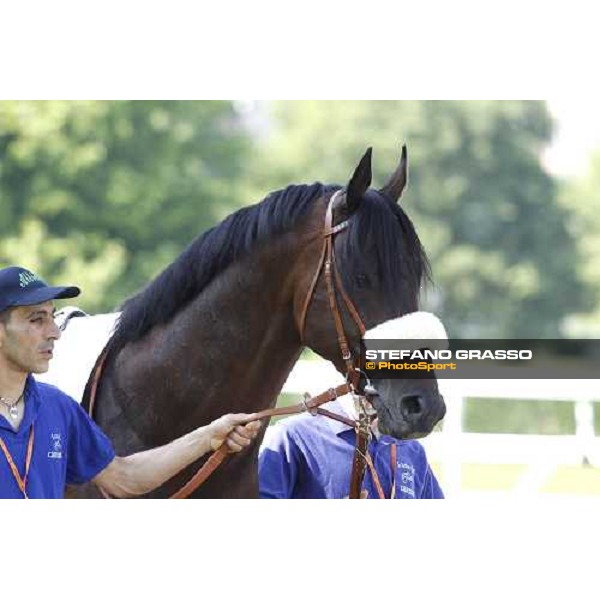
[[93, 414, 261, 498]]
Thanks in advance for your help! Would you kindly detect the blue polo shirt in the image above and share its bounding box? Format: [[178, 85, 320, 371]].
[[259, 400, 443, 499], [0, 376, 115, 499]]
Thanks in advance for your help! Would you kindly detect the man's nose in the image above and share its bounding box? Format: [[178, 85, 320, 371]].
[[49, 320, 61, 340]]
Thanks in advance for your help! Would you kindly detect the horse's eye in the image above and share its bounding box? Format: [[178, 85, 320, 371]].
[[355, 274, 371, 289]]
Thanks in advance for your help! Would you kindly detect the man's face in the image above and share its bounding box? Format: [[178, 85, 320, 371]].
[[0, 301, 60, 375]]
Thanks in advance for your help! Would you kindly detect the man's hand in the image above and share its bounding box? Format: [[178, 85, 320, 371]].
[[208, 414, 262, 452]]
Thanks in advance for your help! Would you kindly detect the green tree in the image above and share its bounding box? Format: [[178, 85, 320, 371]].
[[558, 148, 600, 336], [0, 101, 251, 312], [247, 100, 583, 338]]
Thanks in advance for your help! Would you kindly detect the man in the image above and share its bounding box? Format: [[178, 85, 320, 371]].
[[259, 394, 443, 499], [0, 265, 261, 499]]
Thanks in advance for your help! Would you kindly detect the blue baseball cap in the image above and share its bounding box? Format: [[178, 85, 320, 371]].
[[0, 266, 80, 313]]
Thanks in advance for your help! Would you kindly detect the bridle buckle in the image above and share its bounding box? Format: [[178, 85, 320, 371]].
[[302, 392, 319, 416]]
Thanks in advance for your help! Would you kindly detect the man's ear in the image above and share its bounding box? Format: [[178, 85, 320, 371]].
[[0, 309, 13, 344]]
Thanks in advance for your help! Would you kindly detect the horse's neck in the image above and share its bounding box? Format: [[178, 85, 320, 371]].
[[102, 235, 307, 448]]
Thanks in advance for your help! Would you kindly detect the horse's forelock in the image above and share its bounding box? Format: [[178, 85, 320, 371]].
[[338, 190, 430, 315]]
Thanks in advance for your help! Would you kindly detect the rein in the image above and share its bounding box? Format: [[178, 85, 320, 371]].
[[87, 190, 389, 499]]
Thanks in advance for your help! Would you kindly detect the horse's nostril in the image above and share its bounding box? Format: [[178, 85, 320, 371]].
[[400, 395, 423, 418]]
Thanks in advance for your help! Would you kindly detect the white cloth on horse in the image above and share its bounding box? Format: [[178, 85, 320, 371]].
[[37, 308, 121, 404], [339, 311, 449, 422], [54, 306, 89, 331], [363, 311, 448, 349]]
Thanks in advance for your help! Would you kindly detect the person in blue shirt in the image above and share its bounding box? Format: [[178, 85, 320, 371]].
[[0, 265, 261, 499], [259, 395, 444, 499]]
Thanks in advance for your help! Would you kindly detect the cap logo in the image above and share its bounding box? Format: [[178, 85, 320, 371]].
[[19, 271, 42, 288]]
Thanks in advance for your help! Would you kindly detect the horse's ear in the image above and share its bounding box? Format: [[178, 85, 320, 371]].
[[345, 147, 373, 213], [379, 144, 408, 203]]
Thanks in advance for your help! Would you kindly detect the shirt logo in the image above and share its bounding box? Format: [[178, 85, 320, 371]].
[[398, 461, 416, 497], [48, 433, 63, 459]]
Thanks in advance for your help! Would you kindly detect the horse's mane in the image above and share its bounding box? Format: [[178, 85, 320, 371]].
[[105, 184, 430, 357], [106, 183, 336, 355]]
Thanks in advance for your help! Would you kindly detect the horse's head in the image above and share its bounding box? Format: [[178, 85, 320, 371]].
[[295, 145, 446, 439], [362, 312, 448, 439]]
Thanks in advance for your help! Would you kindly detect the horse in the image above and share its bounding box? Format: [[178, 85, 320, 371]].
[[68, 145, 446, 498]]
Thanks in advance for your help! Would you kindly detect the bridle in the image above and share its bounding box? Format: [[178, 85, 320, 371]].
[[298, 189, 366, 390], [87, 190, 391, 499], [296, 189, 378, 498]]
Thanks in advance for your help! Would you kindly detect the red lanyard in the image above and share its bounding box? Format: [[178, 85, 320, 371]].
[[365, 442, 397, 499], [0, 426, 35, 499]]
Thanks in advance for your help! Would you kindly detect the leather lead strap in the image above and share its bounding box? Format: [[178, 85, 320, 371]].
[[364, 452, 386, 500], [359, 443, 399, 500], [349, 426, 369, 499], [170, 383, 352, 499]]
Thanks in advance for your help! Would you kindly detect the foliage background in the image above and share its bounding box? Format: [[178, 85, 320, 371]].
[[2, 100, 592, 337]]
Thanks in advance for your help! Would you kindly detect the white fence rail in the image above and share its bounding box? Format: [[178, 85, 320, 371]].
[[282, 359, 600, 496]]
